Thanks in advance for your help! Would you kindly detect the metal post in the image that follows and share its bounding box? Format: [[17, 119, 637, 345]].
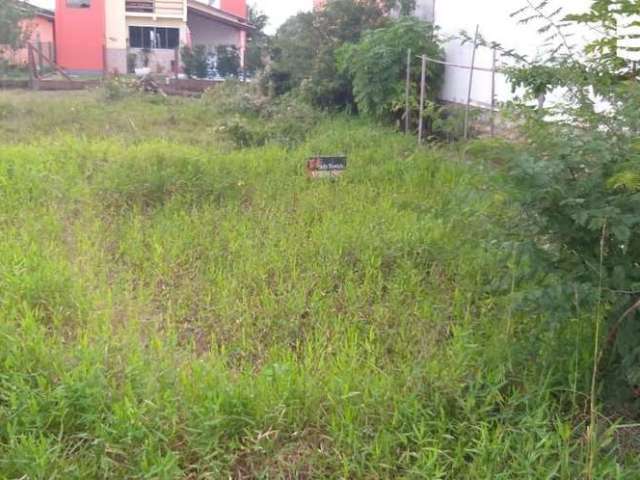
[[174, 47, 180, 80], [405, 48, 411, 134], [490, 48, 497, 137], [464, 25, 480, 141], [418, 55, 427, 145]]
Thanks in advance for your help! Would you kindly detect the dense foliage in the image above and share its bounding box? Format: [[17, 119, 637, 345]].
[[244, 5, 269, 76], [479, 1, 640, 408], [264, 0, 433, 113], [338, 18, 443, 119], [215, 45, 241, 78], [181, 45, 208, 79]]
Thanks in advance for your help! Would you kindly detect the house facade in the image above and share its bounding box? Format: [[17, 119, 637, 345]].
[[0, 7, 55, 66], [54, 0, 253, 74]]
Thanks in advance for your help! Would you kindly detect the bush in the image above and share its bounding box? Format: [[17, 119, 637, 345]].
[[338, 18, 444, 120], [182, 45, 209, 79], [214, 91, 321, 148], [262, 93, 321, 146], [215, 45, 240, 78], [201, 81, 268, 116], [216, 116, 268, 148], [102, 76, 139, 102], [498, 80, 640, 404]]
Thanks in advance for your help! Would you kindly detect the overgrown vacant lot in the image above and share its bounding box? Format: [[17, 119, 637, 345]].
[[0, 90, 635, 478]]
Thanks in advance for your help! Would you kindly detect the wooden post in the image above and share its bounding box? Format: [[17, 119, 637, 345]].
[[464, 25, 480, 141], [405, 48, 411, 134], [103, 44, 108, 80], [490, 48, 497, 137], [418, 55, 427, 145], [36, 33, 43, 73], [28, 44, 39, 90], [32, 43, 73, 81]]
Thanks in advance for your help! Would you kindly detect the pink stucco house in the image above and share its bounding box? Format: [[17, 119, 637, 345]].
[[1, 6, 55, 66]]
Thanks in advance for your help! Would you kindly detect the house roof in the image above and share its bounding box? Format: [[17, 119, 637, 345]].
[[32, 6, 54, 20], [17, 1, 54, 20], [186, 0, 255, 31]]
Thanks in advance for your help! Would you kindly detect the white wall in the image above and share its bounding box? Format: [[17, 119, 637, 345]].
[[434, 0, 596, 107]]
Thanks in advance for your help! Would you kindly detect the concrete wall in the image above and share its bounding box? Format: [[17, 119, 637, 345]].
[[128, 48, 178, 73], [55, 0, 106, 72], [105, 0, 128, 73], [434, 0, 596, 107], [220, 0, 247, 19]]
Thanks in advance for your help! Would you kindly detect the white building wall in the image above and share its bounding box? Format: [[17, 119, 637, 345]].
[[391, 0, 434, 22], [434, 0, 596, 107], [413, 0, 435, 22]]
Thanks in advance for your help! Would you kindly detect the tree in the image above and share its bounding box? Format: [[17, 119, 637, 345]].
[[0, 0, 34, 50], [493, 1, 640, 404], [267, 12, 315, 95], [338, 18, 444, 119], [308, 0, 395, 108], [244, 4, 269, 76], [266, 0, 414, 109]]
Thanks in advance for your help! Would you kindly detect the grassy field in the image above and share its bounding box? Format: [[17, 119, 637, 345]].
[[0, 89, 635, 478]]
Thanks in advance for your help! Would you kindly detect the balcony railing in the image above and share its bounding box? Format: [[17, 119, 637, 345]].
[[126, 0, 154, 13], [126, 0, 184, 17]]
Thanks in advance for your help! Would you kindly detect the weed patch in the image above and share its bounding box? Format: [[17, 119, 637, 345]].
[[0, 91, 636, 477]]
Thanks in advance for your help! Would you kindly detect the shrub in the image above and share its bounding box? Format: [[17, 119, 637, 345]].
[[338, 18, 444, 120], [261, 93, 321, 147], [181, 45, 209, 79], [102, 76, 139, 102], [212, 90, 321, 148], [216, 116, 268, 148], [201, 81, 268, 116], [215, 45, 240, 78]]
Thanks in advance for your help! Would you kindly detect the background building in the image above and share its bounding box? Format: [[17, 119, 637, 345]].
[[54, 0, 253, 75], [0, 6, 54, 66]]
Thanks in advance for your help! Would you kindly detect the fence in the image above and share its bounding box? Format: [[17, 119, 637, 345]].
[[0, 41, 54, 70], [410, 26, 506, 143], [24, 43, 222, 94]]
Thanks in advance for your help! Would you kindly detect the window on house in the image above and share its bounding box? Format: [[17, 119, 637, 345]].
[[67, 0, 90, 7], [128, 26, 180, 49]]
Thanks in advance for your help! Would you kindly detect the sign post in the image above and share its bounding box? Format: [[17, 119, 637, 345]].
[[307, 156, 347, 178]]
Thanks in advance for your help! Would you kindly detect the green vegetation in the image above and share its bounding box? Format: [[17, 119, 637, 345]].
[[338, 18, 443, 119], [0, 88, 638, 478], [181, 45, 209, 80], [265, 0, 427, 112]]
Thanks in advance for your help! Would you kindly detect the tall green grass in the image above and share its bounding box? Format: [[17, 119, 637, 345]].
[[0, 91, 635, 478]]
